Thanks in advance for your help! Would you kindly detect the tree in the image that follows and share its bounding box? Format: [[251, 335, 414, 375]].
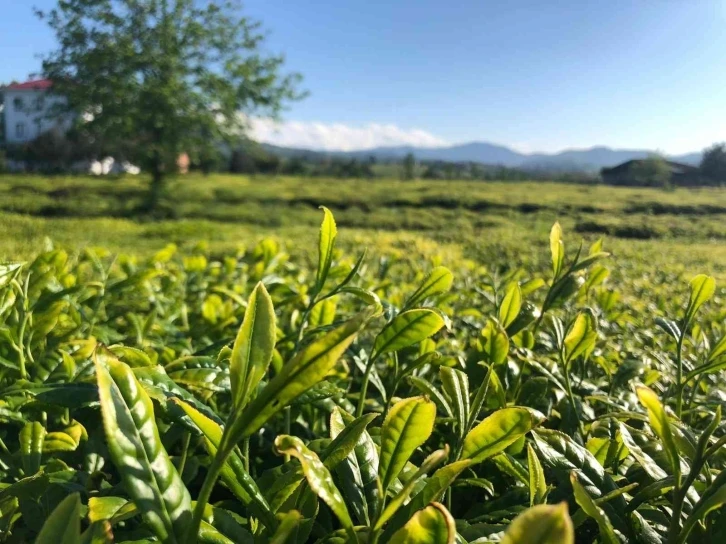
[[700, 143, 726, 184], [402, 152, 416, 180], [37, 0, 304, 209], [631, 155, 672, 187]]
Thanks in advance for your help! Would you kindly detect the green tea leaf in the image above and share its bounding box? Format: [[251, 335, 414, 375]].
[[636, 386, 680, 478], [227, 308, 372, 442], [35, 492, 82, 544], [684, 274, 715, 325], [269, 510, 303, 544], [570, 472, 619, 544], [550, 222, 565, 279], [563, 313, 597, 364], [404, 266, 454, 310], [274, 435, 355, 540], [499, 283, 522, 329], [374, 309, 445, 357], [439, 366, 469, 438], [379, 396, 436, 493], [20, 421, 45, 475], [374, 447, 448, 531], [481, 319, 510, 365], [528, 443, 547, 506], [501, 502, 574, 544], [381, 459, 473, 541], [94, 350, 192, 544], [330, 408, 380, 524], [461, 408, 540, 464], [230, 282, 276, 410], [314, 206, 337, 295], [618, 423, 668, 481], [173, 398, 276, 529], [389, 502, 456, 544]]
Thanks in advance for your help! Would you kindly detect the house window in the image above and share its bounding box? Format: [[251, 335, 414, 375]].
[[13, 97, 24, 111], [35, 96, 45, 110], [16, 123, 25, 138]]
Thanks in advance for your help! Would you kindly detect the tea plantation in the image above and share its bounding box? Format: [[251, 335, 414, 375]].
[[0, 175, 725, 543]]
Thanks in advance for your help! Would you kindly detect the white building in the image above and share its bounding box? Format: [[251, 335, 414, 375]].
[[2, 79, 72, 145], [1, 79, 140, 175]]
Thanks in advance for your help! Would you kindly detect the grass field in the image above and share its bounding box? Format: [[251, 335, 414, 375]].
[[1, 173, 725, 278]]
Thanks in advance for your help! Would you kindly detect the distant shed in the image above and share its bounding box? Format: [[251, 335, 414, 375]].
[[601, 159, 700, 186]]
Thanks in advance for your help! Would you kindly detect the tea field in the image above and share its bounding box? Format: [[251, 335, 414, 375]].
[[0, 175, 726, 543]]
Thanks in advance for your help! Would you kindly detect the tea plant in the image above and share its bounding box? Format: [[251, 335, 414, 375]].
[[0, 207, 724, 543]]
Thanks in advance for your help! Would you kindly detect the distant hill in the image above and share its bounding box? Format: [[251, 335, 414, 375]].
[[261, 141, 702, 173]]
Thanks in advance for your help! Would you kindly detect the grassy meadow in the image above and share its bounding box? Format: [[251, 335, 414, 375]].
[[1, 173, 725, 278]]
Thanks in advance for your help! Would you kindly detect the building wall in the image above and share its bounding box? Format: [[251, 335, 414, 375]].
[[3, 89, 71, 145]]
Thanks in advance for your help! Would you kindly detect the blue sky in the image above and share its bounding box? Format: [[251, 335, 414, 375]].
[[2, 0, 725, 153]]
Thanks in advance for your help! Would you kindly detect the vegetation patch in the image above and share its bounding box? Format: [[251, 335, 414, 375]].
[[0, 207, 725, 543]]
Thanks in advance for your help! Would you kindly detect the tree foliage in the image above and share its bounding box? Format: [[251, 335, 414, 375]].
[[700, 143, 726, 184], [402, 152, 416, 181], [630, 154, 672, 187], [37, 0, 304, 206]]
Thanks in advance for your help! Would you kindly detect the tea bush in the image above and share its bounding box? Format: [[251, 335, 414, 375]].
[[0, 207, 724, 543]]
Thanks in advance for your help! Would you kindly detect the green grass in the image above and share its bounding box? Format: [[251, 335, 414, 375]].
[[2, 173, 726, 278]]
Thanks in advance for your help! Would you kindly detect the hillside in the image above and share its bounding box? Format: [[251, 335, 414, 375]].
[[262, 141, 702, 173]]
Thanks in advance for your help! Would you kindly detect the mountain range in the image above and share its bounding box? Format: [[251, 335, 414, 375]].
[[263, 141, 702, 173]]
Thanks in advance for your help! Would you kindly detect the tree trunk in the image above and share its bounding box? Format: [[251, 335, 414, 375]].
[[146, 152, 165, 212]]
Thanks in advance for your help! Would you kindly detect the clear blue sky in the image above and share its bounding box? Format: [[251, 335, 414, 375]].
[[2, 0, 725, 153]]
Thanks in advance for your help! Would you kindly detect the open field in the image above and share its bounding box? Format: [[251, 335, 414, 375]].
[[1, 174, 726, 278], [2, 174, 726, 542]]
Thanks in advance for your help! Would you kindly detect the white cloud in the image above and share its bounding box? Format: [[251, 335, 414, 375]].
[[250, 118, 449, 151]]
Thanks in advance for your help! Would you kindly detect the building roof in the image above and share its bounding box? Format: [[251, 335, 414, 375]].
[[5, 79, 53, 91], [602, 159, 699, 175]]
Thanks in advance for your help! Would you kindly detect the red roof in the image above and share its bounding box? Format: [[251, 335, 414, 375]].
[[6, 79, 53, 91]]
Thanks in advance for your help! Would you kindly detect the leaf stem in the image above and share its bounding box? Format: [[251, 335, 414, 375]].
[[187, 448, 227, 544], [357, 359, 374, 417], [675, 334, 685, 419]]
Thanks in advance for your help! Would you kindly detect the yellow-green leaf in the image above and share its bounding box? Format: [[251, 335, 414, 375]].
[[379, 396, 437, 493], [94, 350, 192, 544], [389, 502, 456, 544], [563, 313, 597, 364], [19, 421, 45, 475], [550, 222, 565, 279], [315, 206, 337, 294], [274, 435, 355, 540], [230, 282, 276, 410], [269, 510, 303, 544], [636, 386, 680, 478], [374, 309, 445, 357], [226, 308, 373, 443], [501, 502, 574, 544], [461, 408, 540, 464], [499, 284, 522, 329], [528, 443, 546, 506], [481, 319, 509, 365], [685, 274, 716, 325], [88, 496, 137, 524], [404, 266, 454, 310], [173, 398, 276, 529], [374, 447, 448, 531]]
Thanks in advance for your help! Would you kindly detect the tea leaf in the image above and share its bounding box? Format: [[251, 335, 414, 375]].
[[379, 396, 437, 493], [94, 350, 192, 543], [230, 282, 276, 410], [501, 502, 574, 544]]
